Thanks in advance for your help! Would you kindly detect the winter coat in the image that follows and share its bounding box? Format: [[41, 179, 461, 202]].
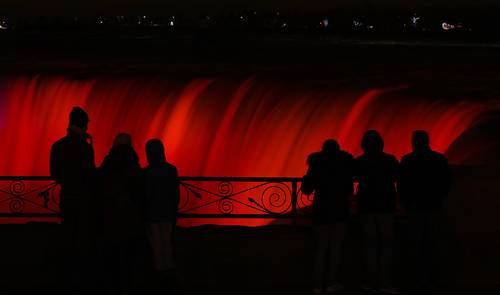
[[97, 144, 143, 243], [400, 149, 451, 213], [142, 162, 180, 223], [50, 131, 96, 198], [355, 152, 400, 214], [303, 150, 355, 224]]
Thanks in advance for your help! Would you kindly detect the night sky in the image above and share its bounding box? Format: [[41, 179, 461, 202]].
[[1, 0, 499, 15]]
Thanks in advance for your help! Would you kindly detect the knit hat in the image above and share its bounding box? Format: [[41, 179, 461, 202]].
[[69, 106, 89, 129]]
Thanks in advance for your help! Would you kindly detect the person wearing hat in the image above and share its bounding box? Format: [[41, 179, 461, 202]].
[[50, 106, 96, 293]]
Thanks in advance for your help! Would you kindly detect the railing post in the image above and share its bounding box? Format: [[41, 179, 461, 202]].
[[291, 180, 298, 226]]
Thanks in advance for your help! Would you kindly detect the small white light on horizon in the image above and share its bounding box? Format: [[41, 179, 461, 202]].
[[353, 20, 363, 27], [442, 22, 455, 31]]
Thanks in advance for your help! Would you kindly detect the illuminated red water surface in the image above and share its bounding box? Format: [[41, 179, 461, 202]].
[[0, 75, 499, 225]]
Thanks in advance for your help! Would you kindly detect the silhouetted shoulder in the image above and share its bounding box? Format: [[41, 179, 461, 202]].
[[384, 153, 398, 162], [144, 161, 178, 177], [355, 153, 370, 164], [432, 150, 448, 162], [307, 152, 323, 166], [400, 152, 412, 163], [165, 162, 178, 176], [51, 136, 65, 148], [340, 150, 354, 161]]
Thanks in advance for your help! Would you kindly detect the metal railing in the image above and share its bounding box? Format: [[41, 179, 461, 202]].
[[0, 176, 313, 222]]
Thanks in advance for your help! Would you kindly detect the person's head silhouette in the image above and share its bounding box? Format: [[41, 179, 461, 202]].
[[412, 130, 430, 152], [361, 130, 384, 154], [322, 139, 340, 153], [113, 133, 132, 146], [69, 106, 89, 131], [146, 138, 166, 165]]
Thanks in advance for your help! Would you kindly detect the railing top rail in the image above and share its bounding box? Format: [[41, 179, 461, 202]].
[[0, 176, 53, 181], [179, 176, 301, 182], [0, 176, 303, 182]]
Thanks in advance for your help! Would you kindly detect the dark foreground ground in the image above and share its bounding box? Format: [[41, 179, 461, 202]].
[[0, 220, 499, 295]]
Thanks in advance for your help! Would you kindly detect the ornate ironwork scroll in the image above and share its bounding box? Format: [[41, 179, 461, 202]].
[[0, 177, 59, 217], [0, 176, 314, 221]]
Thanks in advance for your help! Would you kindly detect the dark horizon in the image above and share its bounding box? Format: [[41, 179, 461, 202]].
[[1, 1, 500, 17]]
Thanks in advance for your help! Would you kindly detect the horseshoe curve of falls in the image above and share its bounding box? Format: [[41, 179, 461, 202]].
[[1, 75, 499, 226]]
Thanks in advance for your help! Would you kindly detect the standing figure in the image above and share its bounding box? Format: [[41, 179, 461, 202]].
[[302, 139, 355, 294], [96, 133, 143, 295], [142, 139, 180, 285], [400, 130, 451, 291], [355, 130, 400, 294], [50, 106, 96, 293]]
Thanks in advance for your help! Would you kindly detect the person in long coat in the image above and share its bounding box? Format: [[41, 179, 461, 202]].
[[96, 133, 143, 295], [142, 139, 180, 281], [302, 139, 355, 294]]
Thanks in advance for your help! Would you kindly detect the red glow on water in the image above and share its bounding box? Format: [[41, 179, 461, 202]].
[[0, 75, 499, 226]]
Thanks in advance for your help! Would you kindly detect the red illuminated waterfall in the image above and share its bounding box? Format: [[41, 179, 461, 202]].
[[0, 75, 497, 177], [1, 75, 500, 226]]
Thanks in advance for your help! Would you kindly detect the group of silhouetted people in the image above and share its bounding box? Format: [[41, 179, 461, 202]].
[[50, 106, 452, 295], [303, 130, 451, 295], [50, 107, 180, 295]]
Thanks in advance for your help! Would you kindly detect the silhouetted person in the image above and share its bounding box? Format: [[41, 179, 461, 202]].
[[50, 106, 96, 293], [400, 130, 451, 291], [355, 130, 400, 294], [302, 139, 354, 294], [142, 138, 180, 288], [96, 133, 144, 295]]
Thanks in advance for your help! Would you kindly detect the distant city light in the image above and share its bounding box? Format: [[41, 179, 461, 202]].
[[442, 22, 454, 30], [353, 20, 363, 27], [0, 11, 479, 35], [410, 15, 420, 28], [442, 22, 463, 31]]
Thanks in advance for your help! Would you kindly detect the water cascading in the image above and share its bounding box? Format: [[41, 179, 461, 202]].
[[1, 75, 499, 226]]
